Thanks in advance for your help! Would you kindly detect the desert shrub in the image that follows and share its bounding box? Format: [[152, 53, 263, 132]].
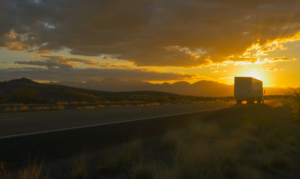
[[0, 163, 10, 178], [77, 106, 95, 110], [18, 163, 47, 179], [71, 154, 87, 179], [97, 139, 142, 174], [10, 89, 46, 104], [19, 106, 30, 112], [131, 162, 155, 179], [159, 114, 300, 179], [97, 105, 106, 108], [56, 101, 68, 105], [4, 107, 11, 113], [109, 105, 120, 108], [286, 88, 300, 120]]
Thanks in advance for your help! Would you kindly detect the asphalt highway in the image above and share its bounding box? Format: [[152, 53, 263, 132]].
[[0, 102, 275, 167], [0, 102, 236, 138]]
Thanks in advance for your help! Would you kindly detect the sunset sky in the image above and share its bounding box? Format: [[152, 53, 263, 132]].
[[1, 0, 300, 87]]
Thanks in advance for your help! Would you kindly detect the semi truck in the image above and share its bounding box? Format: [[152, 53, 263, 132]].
[[234, 77, 264, 104]]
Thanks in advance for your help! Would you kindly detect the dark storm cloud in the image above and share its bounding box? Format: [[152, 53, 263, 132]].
[[14, 55, 133, 70], [0, 67, 197, 81], [1, 0, 300, 67]]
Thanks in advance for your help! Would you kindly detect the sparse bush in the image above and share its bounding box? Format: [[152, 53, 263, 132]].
[[19, 106, 30, 112], [109, 105, 120, 108], [123, 104, 133, 107], [285, 88, 300, 120], [35, 106, 51, 111], [131, 162, 155, 179], [159, 113, 300, 179], [97, 139, 142, 174], [12, 106, 18, 112], [52, 105, 65, 110], [71, 154, 87, 179], [4, 107, 11, 113], [18, 163, 47, 179], [57, 101, 68, 105], [0, 163, 10, 178], [77, 106, 95, 110], [57, 105, 65, 110]]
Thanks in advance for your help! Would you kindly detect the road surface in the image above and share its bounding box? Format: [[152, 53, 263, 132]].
[[0, 102, 275, 167], [0, 102, 236, 138]]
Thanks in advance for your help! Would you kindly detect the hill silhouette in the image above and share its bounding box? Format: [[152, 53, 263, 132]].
[[57, 79, 232, 97], [57, 78, 287, 96], [0, 78, 199, 104]]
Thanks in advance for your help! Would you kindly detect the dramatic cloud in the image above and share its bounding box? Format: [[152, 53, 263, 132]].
[[14, 55, 130, 70], [0, 67, 197, 82], [266, 68, 277, 71], [1, 0, 300, 67], [221, 56, 295, 66], [271, 57, 294, 62]]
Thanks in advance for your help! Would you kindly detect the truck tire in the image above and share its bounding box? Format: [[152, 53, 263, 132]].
[[236, 99, 242, 104], [257, 97, 262, 104]]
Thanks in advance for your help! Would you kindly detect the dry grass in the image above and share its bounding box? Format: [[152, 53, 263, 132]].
[[157, 113, 300, 178], [3, 106, 30, 113], [123, 104, 134, 107], [130, 162, 156, 179], [4, 107, 11, 113], [109, 105, 121, 108], [56, 101, 68, 104], [97, 139, 142, 174], [58, 105, 65, 110], [19, 106, 30, 112], [271, 88, 300, 121], [137, 103, 161, 107], [96, 105, 106, 108], [71, 154, 88, 179], [4, 105, 65, 113], [34, 106, 51, 111], [0, 163, 10, 179], [18, 163, 46, 179], [77, 106, 96, 110], [0, 162, 48, 179], [131, 162, 180, 179]]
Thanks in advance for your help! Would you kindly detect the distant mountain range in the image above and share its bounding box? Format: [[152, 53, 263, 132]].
[[1, 78, 198, 104], [56, 78, 288, 97]]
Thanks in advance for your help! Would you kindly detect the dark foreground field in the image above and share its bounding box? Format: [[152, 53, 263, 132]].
[[1, 103, 299, 179]]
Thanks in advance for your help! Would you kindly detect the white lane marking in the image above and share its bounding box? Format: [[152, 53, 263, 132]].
[[1, 118, 25, 121], [0, 107, 226, 140]]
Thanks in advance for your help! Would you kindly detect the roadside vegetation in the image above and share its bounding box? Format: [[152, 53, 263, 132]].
[[0, 162, 47, 179], [2, 100, 233, 113], [1, 102, 300, 178], [1, 86, 299, 178], [3, 105, 65, 113], [269, 87, 300, 121]]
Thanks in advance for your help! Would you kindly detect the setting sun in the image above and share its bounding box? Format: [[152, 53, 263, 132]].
[[244, 71, 263, 81]]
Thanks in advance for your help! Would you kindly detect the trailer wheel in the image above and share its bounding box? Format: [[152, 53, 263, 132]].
[[257, 98, 262, 104], [236, 99, 242, 104]]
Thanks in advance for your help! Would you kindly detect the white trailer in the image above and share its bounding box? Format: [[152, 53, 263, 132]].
[[234, 77, 264, 104]]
